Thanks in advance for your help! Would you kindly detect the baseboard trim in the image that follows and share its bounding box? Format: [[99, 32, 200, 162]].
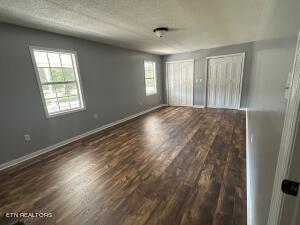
[[193, 105, 205, 108], [0, 104, 165, 171], [246, 108, 252, 225]]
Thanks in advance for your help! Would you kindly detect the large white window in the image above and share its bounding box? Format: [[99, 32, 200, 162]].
[[144, 61, 157, 96], [30, 47, 85, 118]]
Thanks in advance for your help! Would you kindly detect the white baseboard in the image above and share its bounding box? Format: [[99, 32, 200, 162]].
[[246, 108, 252, 225], [193, 105, 205, 108], [0, 104, 165, 171]]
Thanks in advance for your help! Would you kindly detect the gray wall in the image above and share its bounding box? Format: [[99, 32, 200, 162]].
[[0, 23, 163, 165], [162, 42, 254, 107], [247, 0, 300, 224]]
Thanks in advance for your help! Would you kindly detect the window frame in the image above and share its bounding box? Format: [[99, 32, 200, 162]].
[[144, 61, 157, 96], [29, 46, 86, 118]]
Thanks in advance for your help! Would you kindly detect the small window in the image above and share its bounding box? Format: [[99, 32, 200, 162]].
[[144, 61, 157, 96], [30, 47, 85, 117]]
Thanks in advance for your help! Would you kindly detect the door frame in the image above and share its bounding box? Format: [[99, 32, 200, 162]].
[[267, 30, 300, 225], [166, 59, 195, 106], [204, 52, 245, 109]]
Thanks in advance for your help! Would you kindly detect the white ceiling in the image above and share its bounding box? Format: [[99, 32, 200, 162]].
[[0, 0, 266, 55]]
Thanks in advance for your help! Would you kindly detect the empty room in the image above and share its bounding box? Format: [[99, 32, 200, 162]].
[[1, 0, 300, 225]]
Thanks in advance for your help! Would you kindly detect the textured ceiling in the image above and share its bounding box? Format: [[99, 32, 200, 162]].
[[0, 0, 266, 55]]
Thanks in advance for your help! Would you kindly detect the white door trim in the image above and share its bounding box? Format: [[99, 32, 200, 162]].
[[267, 30, 300, 225], [166, 59, 194, 106], [246, 108, 253, 225], [166, 59, 195, 64], [204, 52, 245, 109], [206, 52, 245, 60]]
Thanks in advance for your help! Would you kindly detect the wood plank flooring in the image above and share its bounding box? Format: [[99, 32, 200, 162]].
[[0, 106, 246, 225]]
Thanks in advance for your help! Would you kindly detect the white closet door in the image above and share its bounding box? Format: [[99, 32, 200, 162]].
[[167, 60, 194, 106], [168, 63, 175, 105], [186, 62, 194, 106], [207, 54, 244, 109], [174, 63, 181, 106]]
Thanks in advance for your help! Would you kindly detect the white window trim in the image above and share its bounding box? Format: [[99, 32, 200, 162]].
[[29, 46, 86, 118], [144, 60, 157, 96]]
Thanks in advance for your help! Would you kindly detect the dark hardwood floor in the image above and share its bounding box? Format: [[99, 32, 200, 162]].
[[0, 106, 246, 225]]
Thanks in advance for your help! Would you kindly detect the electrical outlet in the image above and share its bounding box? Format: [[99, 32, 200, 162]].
[[94, 113, 98, 119], [24, 134, 31, 142], [160, 96, 162, 100], [139, 101, 143, 105], [250, 134, 254, 144], [199, 78, 203, 83]]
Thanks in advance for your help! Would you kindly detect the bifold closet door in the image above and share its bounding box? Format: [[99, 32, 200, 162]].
[[207, 54, 244, 109], [167, 61, 193, 106]]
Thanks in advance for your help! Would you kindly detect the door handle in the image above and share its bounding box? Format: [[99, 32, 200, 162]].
[[281, 179, 299, 196]]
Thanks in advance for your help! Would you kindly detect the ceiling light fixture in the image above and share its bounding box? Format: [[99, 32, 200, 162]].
[[153, 27, 169, 38]]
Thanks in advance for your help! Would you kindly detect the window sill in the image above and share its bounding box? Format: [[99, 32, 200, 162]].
[[146, 93, 157, 96], [46, 107, 86, 119]]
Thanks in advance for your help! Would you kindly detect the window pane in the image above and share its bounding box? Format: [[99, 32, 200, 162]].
[[145, 70, 153, 79], [145, 78, 154, 87], [42, 85, 57, 99], [67, 83, 78, 96], [144, 62, 156, 95], [145, 62, 151, 69], [63, 68, 75, 81], [146, 86, 155, 94], [55, 84, 68, 97], [58, 97, 70, 111], [69, 96, 80, 109], [46, 98, 59, 114], [60, 54, 73, 67], [38, 68, 52, 83], [146, 62, 154, 70], [48, 52, 61, 67], [34, 51, 49, 67], [32, 48, 85, 116], [51, 68, 64, 82]]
